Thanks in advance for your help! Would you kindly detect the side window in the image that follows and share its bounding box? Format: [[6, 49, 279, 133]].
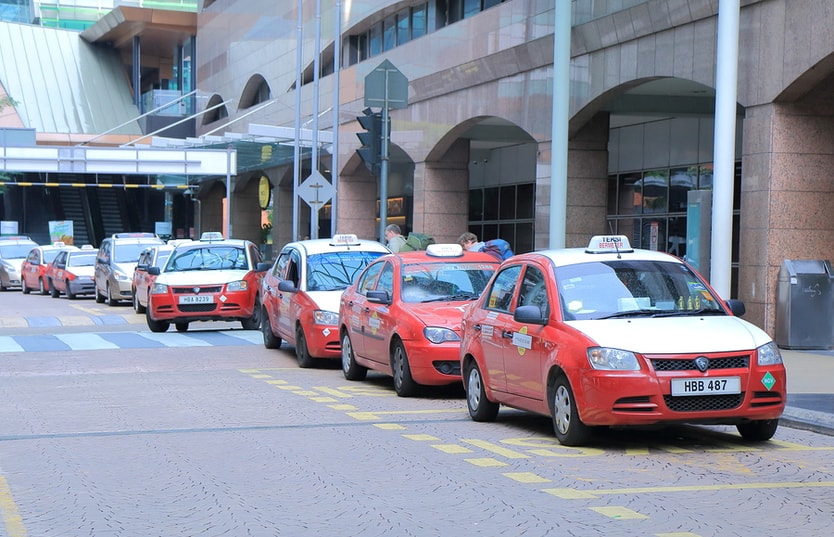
[[27, 250, 37, 263], [249, 243, 262, 265], [484, 265, 522, 313], [357, 262, 384, 295], [274, 251, 290, 278], [287, 250, 302, 286], [376, 263, 394, 293], [517, 266, 549, 317]]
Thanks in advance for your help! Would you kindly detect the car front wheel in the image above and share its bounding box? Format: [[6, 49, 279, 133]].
[[241, 297, 261, 330], [295, 325, 315, 368], [134, 291, 146, 314], [737, 419, 779, 442], [65, 281, 76, 300], [341, 332, 367, 381], [391, 341, 418, 397], [261, 306, 282, 349], [38, 278, 48, 295], [550, 375, 591, 446], [146, 306, 170, 333], [50, 281, 60, 298], [465, 360, 499, 422]]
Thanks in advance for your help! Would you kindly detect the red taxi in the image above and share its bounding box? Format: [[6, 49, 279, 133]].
[[145, 238, 268, 332], [339, 244, 499, 397], [46, 247, 99, 299], [460, 235, 786, 445], [261, 234, 390, 367], [21, 242, 77, 295]]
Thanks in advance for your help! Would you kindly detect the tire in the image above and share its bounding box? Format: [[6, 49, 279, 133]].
[[22, 281, 30, 294], [341, 332, 367, 381], [295, 325, 315, 368], [391, 340, 418, 397], [261, 306, 282, 349], [737, 419, 779, 442], [465, 360, 499, 422], [133, 291, 146, 314], [175, 322, 189, 332], [95, 287, 105, 303], [38, 278, 48, 295], [240, 296, 261, 330], [146, 305, 170, 333], [106, 284, 119, 306], [50, 281, 60, 298], [550, 375, 591, 446], [65, 281, 76, 300]]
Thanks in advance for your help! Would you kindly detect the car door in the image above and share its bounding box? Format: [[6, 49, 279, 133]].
[[359, 261, 396, 367], [275, 248, 302, 341], [344, 260, 385, 361], [500, 263, 551, 401], [51, 251, 68, 292], [477, 264, 523, 394]]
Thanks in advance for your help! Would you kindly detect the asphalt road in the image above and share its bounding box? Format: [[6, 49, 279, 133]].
[[1, 291, 833, 536]]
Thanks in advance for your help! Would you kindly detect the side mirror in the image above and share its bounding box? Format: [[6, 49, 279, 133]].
[[148, 266, 161, 276], [136, 263, 149, 272], [256, 262, 271, 273], [278, 279, 297, 293], [726, 299, 746, 317], [514, 305, 547, 325], [367, 290, 392, 305]]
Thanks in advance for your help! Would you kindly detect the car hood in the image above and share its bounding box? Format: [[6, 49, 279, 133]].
[[305, 290, 344, 313], [115, 261, 140, 276], [4, 258, 24, 272], [157, 270, 249, 286], [567, 316, 773, 354], [402, 302, 472, 330]]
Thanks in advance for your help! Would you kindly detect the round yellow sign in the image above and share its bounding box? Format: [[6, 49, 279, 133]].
[[258, 176, 271, 209]]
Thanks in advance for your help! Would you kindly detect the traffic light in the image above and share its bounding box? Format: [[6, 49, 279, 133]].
[[356, 107, 383, 175]]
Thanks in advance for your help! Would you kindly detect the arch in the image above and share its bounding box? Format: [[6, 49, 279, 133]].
[[238, 74, 271, 110], [201, 93, 228, 126]]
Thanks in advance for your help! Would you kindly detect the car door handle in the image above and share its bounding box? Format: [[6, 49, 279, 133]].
[[473, 324, 482, 331], [502, 330, 513, 339]]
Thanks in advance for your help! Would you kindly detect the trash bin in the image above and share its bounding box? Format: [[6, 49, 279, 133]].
[[775, 259, 834, 349]]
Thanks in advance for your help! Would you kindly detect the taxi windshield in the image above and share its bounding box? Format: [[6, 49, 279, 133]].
[[401, 262, 495, 303], [167, 246, 248, 271], [115, 243, 157, 263], [0, 243, 35, 259], [556, 259, 725, 320], [67, 253, 97, 267], [306, 251, 387, 291]]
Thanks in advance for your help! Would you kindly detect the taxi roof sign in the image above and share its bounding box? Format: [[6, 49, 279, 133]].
[[586, 235, 633, 254], [200, 231, 225, 242], [425, 243, 464, 257], [330, 234, 360, 246]]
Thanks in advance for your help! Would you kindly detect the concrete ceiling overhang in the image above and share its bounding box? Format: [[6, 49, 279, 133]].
[[80, 6, 197, 59]]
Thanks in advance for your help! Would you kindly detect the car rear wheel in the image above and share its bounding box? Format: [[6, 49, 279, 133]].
[[133, 291, 146, 314], [95, 287, 105, 303], [50, 281, 59, 298], [261, 307, 282, 349], [550, 375, 591, 446], [465, 360, 499, 422], [391, 340, 418, 397], [106, 284, 119, 306], [175, 322, 189, 332], [241, 297, 261, 330], [22, 280, 30, 294], [146, 306, 170, 333], [737, 419, 779, 442], [295, 325, 315, 368], [65, 281, 76, 300], [38, 278, 48, 295], [341, 332, 367, 381]]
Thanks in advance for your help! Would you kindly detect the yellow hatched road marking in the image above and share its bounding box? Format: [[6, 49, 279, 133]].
[[328, 404, 358, 411], [265, 380, 287, 384], [543, 481, 834, 499], [462, 439, 529, 459], [403, 434, 441, 442], [250, 374, 273, 379], [346, 409, 461, 420], [310, 397, 338, 403], [502, 472, 551, 484], [294, 390, 320, 396], [312, 387, 354, 398], [431, 444, 473, 454], [591, 506, 649, 520], [374, 423, 406, 430], [0, 475, 26, 537], [464, 458, 508, 467]]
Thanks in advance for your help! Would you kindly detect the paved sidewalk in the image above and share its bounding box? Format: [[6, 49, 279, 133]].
[[780, 348, 834, 435]]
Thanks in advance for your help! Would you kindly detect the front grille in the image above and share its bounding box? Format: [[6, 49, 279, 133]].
[[664, 393, 743, 412], [173, 286, 223, 294], [177, 304, 218, 313], [651, 355, 749, 371]]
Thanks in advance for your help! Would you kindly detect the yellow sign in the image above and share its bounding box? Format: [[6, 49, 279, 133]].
[[258, 176, 271, 209]]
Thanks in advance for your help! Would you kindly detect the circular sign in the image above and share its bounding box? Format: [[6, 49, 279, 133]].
[[258, 176, 271, 209]]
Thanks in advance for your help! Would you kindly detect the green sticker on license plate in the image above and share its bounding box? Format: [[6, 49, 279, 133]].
[[761, 371, 776, 391]]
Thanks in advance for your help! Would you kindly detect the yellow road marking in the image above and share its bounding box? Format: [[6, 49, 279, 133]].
[[543, 481, 834, 499], [294, 390, 320, 396], [250, 374, 273, 379], [464, 458, 508, 467], [374, 423, 406, 430], [462, 439, 529, 459], [403, 434, 441, 442], [346, 409, 461, 420], [656, 533, 702, 537], [503, 472, 551, 484], [309, 397, 338, 403], [265, 380, 287, 384], [328, 404, 358, 411], [591, 506, 648, 520], [0, 318, 27, 328], [0, 475, 26, 537], [275, 385, 303, 390], [312, 387, 354, 398], [431, 444, 473, 454]]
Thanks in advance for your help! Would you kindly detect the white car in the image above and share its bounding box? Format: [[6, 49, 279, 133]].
[[0, 235, 39, 291]]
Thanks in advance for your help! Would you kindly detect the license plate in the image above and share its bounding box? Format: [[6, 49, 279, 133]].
[[670, 376, 741, 396], [179, 295, 214, 304]]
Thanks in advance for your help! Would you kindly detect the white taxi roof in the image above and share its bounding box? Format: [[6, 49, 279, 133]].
[[535, 235, 684, 267], [287, 235, 391, 256]]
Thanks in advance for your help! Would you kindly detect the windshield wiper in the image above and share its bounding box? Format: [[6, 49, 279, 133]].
[[653, 308, 726, 317], [597, 309, 655, 319]]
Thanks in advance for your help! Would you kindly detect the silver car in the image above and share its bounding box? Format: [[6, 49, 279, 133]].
[[0, 236, 39, 291]]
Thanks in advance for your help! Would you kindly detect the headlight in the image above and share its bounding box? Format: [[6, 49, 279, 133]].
[[150, 282, 169, 294], [757, 341, 783, 366], [114, 269, 130, 281], [0, 261, 13, 272], [587, 347, 640, 370], [312, 310, 339, 325], [227, 280, 248, 291], [424, 327, 460, 344]]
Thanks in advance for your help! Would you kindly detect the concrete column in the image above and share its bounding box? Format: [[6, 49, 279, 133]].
[[418, 138, 469, 244], [336, 170, 380, 242]]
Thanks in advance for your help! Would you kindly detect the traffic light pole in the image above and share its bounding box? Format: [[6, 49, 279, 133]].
[[378, 105, 390, 244]]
